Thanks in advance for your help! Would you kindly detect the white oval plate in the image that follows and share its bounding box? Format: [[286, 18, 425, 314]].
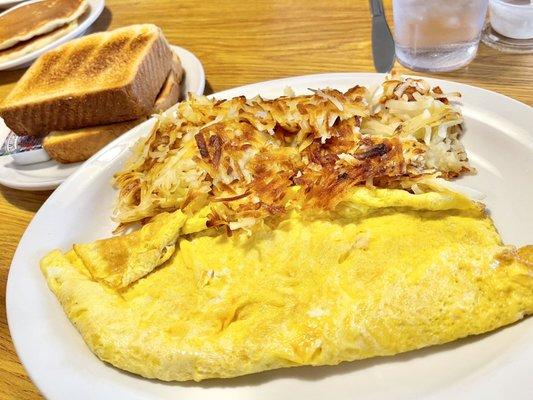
[[0, 0, 105, 70], [7, 73, 533, 400], [0, 44, 205, 191]]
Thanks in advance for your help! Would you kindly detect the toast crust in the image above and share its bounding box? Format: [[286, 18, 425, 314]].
[[153, 54, 183, 113], [43, 56, 182, 164], [43, 119, 144, 163]]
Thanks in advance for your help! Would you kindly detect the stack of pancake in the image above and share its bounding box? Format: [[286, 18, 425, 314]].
[[0, 0, 88, 64]]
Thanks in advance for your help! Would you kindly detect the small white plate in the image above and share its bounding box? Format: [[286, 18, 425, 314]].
[[0, 45, 205, 191], [6, 73, 533, 399], [0, 0, 105, 70]]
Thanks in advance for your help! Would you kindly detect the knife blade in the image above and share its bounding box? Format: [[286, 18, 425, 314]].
[[369, 0, 395, 73]]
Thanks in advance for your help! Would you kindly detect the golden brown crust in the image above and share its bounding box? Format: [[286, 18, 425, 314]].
[[42, 57, 182, 164], [43, 119, 144, 163], [113, 76, 472, 229], [170, 52, 184, 83], [517, 246, 533, 267], [0, 24, 172, 136]]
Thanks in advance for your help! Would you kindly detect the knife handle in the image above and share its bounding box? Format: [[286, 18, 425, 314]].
[[369, 0, 384, 17]]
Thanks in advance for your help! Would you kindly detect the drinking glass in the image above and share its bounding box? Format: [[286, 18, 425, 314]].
[[393, 0, 489, 72]]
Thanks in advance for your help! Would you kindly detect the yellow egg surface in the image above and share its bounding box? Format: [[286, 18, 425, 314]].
[[40, 188, 533, 381]]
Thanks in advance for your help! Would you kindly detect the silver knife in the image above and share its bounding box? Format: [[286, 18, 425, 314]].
[[369, 0, 395, 72]]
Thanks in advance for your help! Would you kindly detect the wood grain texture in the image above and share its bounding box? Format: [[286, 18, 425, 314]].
[[0, 0, 531, 398]]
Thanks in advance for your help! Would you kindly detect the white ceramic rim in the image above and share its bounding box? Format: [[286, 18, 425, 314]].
[[6, 72, 533, 400]]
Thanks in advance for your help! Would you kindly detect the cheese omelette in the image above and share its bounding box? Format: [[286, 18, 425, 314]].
[[41, 187, 533, 381], [40, 76, 533, 381]]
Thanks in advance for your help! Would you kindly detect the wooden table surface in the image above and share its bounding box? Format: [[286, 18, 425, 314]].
[[0, 0, 531, 398]]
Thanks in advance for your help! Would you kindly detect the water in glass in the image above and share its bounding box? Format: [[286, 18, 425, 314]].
[[393, 0, 489, 72]]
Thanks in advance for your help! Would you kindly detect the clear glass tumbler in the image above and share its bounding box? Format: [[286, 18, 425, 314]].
[[393, 0, 489, 72]]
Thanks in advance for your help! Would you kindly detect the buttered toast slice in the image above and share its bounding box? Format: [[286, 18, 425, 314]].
[[43, 56, 183, 164], [0, 24, 173, 136]]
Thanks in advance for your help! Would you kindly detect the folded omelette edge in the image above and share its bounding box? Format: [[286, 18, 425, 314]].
[[40, 187, 533, 382]]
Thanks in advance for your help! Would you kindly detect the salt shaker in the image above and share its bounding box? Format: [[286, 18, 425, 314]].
[[481, 0, 533, 53]]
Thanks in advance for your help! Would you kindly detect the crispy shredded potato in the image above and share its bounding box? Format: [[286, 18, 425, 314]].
[[113, 75, 472, 231]]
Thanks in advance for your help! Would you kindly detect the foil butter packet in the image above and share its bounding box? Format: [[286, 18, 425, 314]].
[[0, 131, 50, 165]]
